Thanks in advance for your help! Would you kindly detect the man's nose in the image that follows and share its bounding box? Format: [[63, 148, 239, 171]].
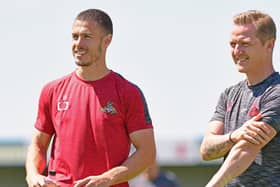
[[233, 44, 244, 55], [73, 37, 84, 47]]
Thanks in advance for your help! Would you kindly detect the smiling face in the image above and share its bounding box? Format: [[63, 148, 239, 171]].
[[72, 19, 110, 67], [229, 23, 268, 74]]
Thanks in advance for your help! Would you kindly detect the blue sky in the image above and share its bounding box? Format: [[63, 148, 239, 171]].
[[1, 0, 280, 141]]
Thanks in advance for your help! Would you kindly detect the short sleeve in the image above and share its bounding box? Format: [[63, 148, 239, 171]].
[[210, 91, 227, 123], [124, 84, 153, 134], [260, 87, 280, 132], [34, 83, 55, 135]]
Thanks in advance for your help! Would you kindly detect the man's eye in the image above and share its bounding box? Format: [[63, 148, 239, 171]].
[[84, 35, 91, 39], [230, 42, 236, 48], [72, 35, 78, 40]]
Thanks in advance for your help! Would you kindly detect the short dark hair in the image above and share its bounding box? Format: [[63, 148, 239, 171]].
[[75, 9, 113, 35], [233, 10, 276, 44]]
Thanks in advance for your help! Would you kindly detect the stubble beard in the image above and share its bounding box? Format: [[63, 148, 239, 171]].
[[74, 45, 103, 67], [74, 54, 101, 68], [75, 59, 92, 67]]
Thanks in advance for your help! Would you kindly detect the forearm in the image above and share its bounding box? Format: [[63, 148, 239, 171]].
[[25, 144, 47, 177], [102, 146, 156, 186], [200, 132, 234, 160], [206, 140, 259, 187]]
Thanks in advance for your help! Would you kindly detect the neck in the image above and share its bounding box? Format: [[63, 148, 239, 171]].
[[76, 65, 110, 81], [247, 67, 274, 86]]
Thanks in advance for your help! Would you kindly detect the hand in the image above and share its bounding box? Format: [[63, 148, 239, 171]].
[[26, 173, 58, 187], [74, 175, 111, 187], [44, 177, 58, 187], [230, 114, 273, 145]]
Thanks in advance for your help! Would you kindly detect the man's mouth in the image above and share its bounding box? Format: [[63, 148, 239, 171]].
[[235, 56, 249, 64], [74, 49, 87, 56]]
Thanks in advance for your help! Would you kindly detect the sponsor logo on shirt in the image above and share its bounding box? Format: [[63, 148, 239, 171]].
[[57, 96, 69, 111], [226, 101, 233, 112], [57, 101, 69, 111], [101, 101, 117, 114]]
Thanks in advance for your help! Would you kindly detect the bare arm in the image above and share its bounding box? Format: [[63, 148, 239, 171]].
[[74, 128, 156, 187], [200, 114, 265, 161], [25, 129, 53, 187], [206, 120, 276, 187], [200, 121, 234, 160]]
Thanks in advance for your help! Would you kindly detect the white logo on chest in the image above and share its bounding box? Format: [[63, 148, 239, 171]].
[[57, 101, 69, 111], [57, 95, 69, 111]]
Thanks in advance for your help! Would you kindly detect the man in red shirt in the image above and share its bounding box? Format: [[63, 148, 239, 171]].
[[25, 9, 156, 187]]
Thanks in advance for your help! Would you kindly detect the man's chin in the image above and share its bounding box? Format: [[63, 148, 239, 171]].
[[75, 61, 91, 67], [237, 68, 247, 74], [236, 65, 247, 73]]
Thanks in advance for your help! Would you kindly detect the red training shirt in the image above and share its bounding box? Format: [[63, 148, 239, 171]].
[[35, 70, 153, 186]]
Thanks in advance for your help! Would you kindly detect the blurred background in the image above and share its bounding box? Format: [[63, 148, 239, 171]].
[[1, 0, 280, 186]]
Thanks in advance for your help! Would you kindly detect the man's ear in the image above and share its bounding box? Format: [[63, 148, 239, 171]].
[[103, 34, 112, 48], [265, 38, 275, 52]]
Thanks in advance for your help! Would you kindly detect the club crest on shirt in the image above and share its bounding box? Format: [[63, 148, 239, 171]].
[[101, 101, 117, 114], [248, 100, 260, 117]]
